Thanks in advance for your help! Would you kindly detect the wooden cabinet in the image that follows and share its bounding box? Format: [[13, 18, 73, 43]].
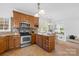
[[7, 35, 21, 50], [33, 17, 39, 27], [29, 16, 34, 28], [43, 36, 55, 52], [0, 35, 21, 54], [8, 36, 15, 50], [42, 36, 48, 50], [5, 36, 9, 50], [36, 34, 39, 45], [0, 37, 8, 54], [13, 11, 39, 28], [36, 34, 43, 48], [13, 35, 21, 48], [38, 35, 43, 47], [36, 34, 40, 46], [36, 34, 55, 52], [31, 34, 36, 44]]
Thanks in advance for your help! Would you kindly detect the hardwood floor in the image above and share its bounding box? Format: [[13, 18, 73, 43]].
[[1, 40, 79, 56]]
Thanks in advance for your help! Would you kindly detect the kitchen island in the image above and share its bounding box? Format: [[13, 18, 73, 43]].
[[36, 33, 56, 52]]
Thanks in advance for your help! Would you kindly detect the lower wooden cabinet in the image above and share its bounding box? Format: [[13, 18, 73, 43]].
[[13, 35, 21, 48], [36, 34, 43, 47], [36, 34, 39, 45], [0, 37, 8, 54], [8, 35, 21, 49], [38, 35, 43, 47], [43, 36, 55, 52], [0, 35, 21, 54], [36, 34, 55, 52], [8, 36, 15, 50], [31, 34, 36, 44]]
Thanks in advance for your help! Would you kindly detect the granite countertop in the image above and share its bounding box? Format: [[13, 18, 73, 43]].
[[37, 32, 55, 36], [0, 32, 55, 37], [0, 32, 20, 36]]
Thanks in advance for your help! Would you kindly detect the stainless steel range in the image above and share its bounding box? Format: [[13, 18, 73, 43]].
[[19, 22, 31, 48], [21, 35, 31, 47]]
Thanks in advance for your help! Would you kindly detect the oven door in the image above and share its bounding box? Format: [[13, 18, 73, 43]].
[[21, 35, 31, 44]]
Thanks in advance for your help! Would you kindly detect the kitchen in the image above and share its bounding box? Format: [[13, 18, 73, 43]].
[[0, 8, 55, 55]]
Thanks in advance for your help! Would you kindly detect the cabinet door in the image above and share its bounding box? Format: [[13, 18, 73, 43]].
[[31, 34, 36, 44], [0, 37, 7, 54], [5, 37, 9, 50], [42, 36, 46, 49], [38, 35, 43, 47], [8, 36, 14, 50], [36, 34, 39, 45], [36, 34, 41, 46], [49, 36, 55, 50], [43, 36, 50, 51], [13, 18, 20, 28], [29, 16, 34, 28], [36, 35, 43, 47], [14, 36, 21, 48], [33, 17, 39, 27]]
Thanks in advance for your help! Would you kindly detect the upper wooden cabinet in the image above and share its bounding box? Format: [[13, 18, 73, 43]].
[[13, 11, 39, 28]]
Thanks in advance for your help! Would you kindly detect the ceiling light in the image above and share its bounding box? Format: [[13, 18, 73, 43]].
[[39, 10, 45, 15], [34, 3, 45, 17]]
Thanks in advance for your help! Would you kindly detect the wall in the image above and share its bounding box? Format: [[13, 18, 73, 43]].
[[0, 7, 13, 18], [55, 18, 79, 40], [65, 19, 79, 37]]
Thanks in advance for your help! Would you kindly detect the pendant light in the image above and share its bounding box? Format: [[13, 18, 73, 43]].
[[34, 3, 45, 17]]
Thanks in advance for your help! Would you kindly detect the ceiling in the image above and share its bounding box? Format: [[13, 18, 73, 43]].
[[0, 3, 79, 21]]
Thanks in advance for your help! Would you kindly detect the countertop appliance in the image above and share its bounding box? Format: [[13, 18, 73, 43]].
[[19, 22, 31, 48]]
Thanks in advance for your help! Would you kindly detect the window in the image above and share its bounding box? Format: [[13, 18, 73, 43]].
[[55, 24, 64, 34], [0, 17, 11, 32]]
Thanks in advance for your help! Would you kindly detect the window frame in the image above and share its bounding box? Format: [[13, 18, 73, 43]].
[[0, 17, 11, 32]]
